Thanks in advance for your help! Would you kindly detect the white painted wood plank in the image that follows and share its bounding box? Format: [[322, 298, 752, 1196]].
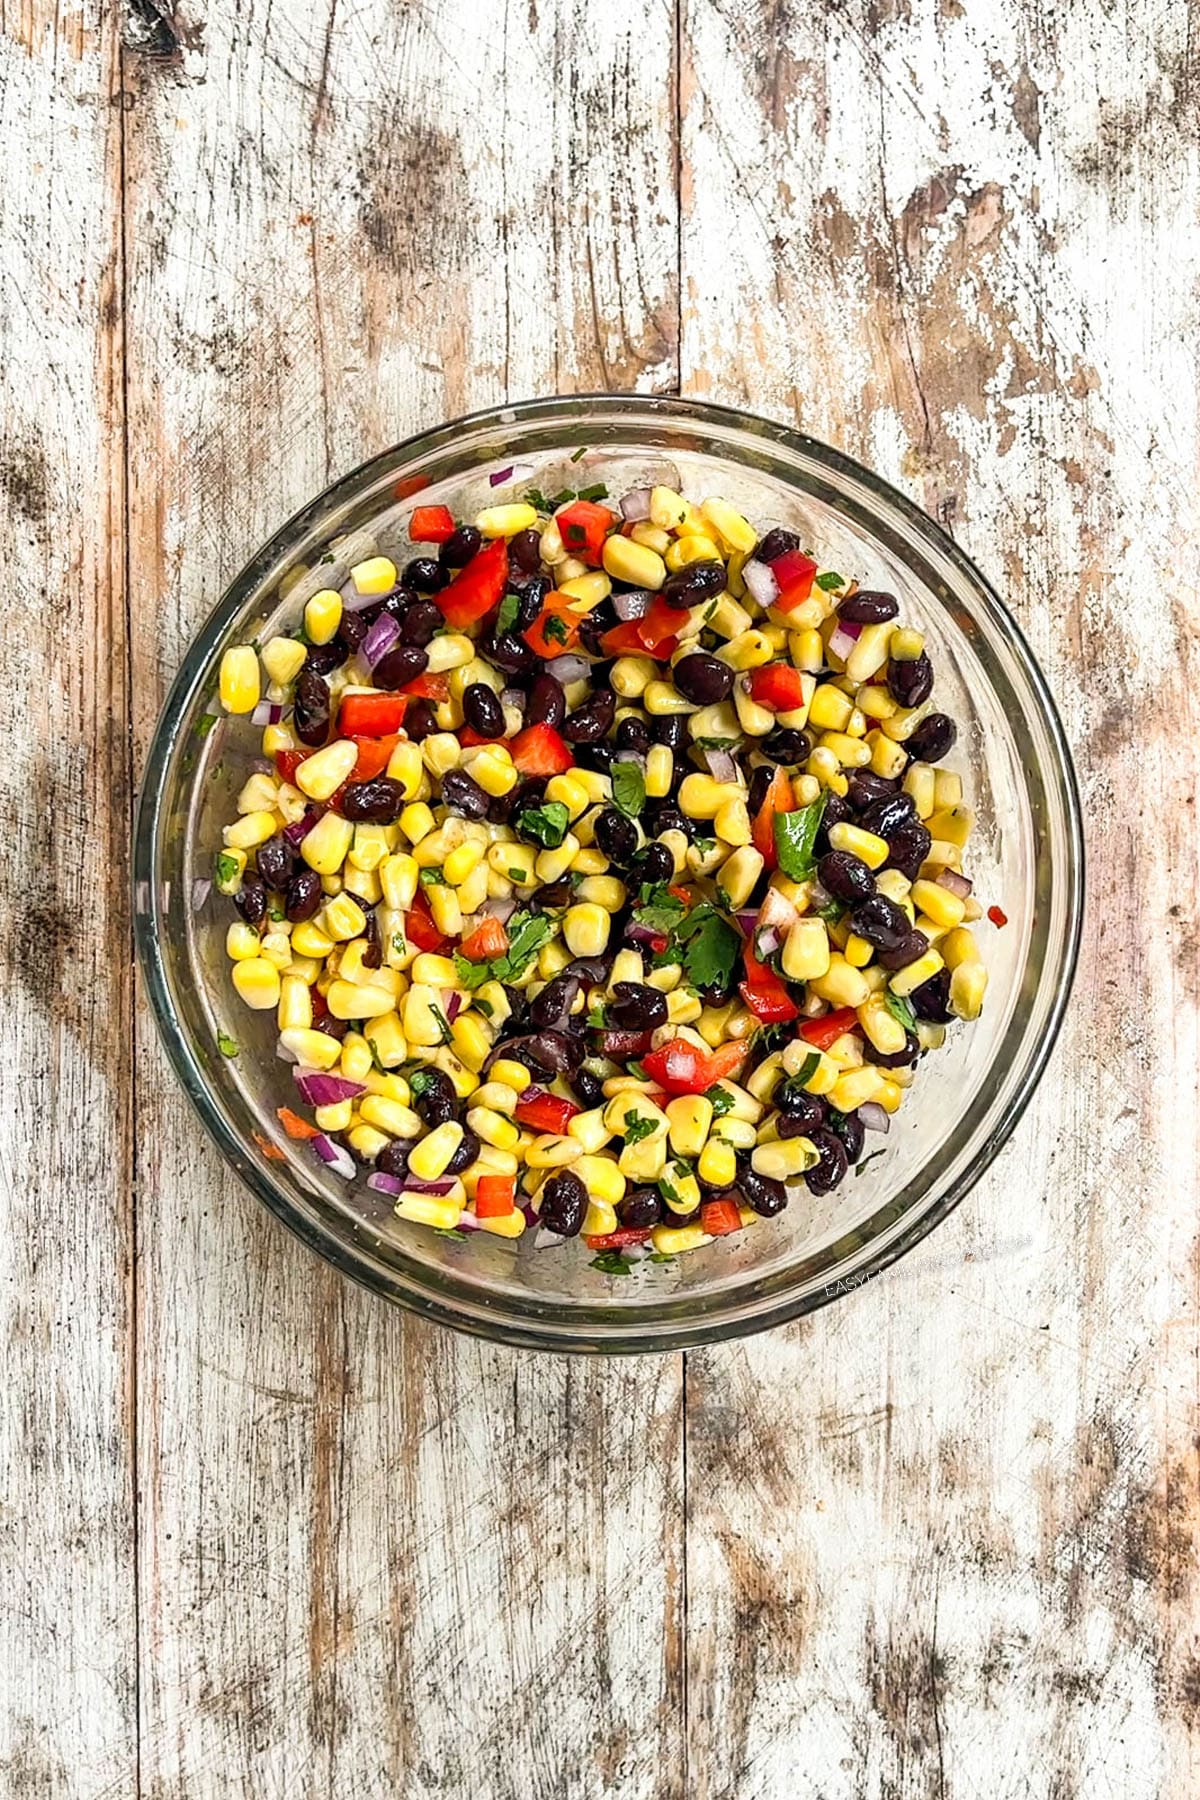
[[123, 2, 683, 1793], [680, 0, 1200, 1794], [0, 5, 136, 1795]]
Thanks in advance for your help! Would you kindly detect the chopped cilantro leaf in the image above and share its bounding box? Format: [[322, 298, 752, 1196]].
[[434, 1226, 469, 1240], [627, 1060, 648, 1080], [544, 611, 571, 645], [496, 592, 521, 635], [507, 867, 527, 883], [419, 867, 446, 886], [429, 1003, 453, 1045], [691, 736, 741, 750], [623, 1110, 658, 1146], [789, 1051, 821, 1089], [673, 902, 740, 992], [196, 712, 219, 738], [634, 882, 686, 934], [454, 911, 552, 990], [855, 1149, 887, 1178], [590, 1250, 633, 1275], [570, 445, 588, 463], [517, 800, 571, 849], [576, 483, 609, 501], [883, 992, 917, 1033], [408, 1069, 436, 1097], [709, 1086, 736, 1118], [815, 571, 845, 592], [774, 793, 828, 882], [214, 851, 240, 888], [586, 1005, 607, 1029], [474, 995, 493, 1018], [564, 523, 587, 548], [813, 896, 847, 925], [217, 1031, 239, 1058], [648, 1252, 675, 1264], [612, 759, 646, 820], [691, 836, 717, 857]]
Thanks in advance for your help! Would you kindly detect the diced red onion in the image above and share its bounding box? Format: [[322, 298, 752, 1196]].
[[619, 486, 653, 522], [443, 990, 463, 1024], [270, 703, 285, 724], [799, 990, 827, 1018], [283, 810, 318, 847], [545, 653, 590, 685], [518, 1084, 549, 1108], [828, 624, 860, 662], [806, 880, 832, 912], [735, 910, 758, 938], [612, 589, 651, 623], [454, 1209, 484, 1231], [311, 1134, 355, 1179], [741, 559, 780, 609], [935, 868, 973, 899], [623, 1242, 653, 1262], [704, 747, 738, 784], [191, 877, 211, 912], [858, 1102, 890, 1135], [292, 1068, 365, 1107], [480, 897, 517, 924], [534, 1225, 565, 1250], [625, 920, 663, 949], [400, 1176, 458, 1196], [758, 887, 799, 935], [489, 465, 514, 487], [341, 581, 389, 613], [489, 461, 533, 488], [362, 611, 401, 669], [755, 926, 782, 959], [250, 699, 273, 727], [367, 1171, 404, 1196], [519, 1201, 539, 1227]]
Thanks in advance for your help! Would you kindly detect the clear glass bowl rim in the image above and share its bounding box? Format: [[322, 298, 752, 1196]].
[[134, 393, 1084, 1354]]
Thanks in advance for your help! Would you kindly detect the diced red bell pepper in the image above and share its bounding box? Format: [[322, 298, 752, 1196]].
[[523, 593, 584, 658], [405, 892, 446, 952], [402, 672, 449, 703], [510, 722, 574, 777], [457, 726, 491, 748], [555, 499, 616, 566], [436, 538, 509, 629], [348, 733, 400, 781], [474, 1175, 516, 1218], [276, 1106, 321, 1142], [408, 504, 456, 544], [636, 593, 686, 652], [739, 941, 799, 1024], [668, 884, 692, 905], [642, 1039, 748, 1096], [338, 692, 407, 737], [988, 905, 1008, 928], [601, 620, 652, 657], [700, 1198, 743, 1237], [459, 916, 508, 962], [585, 1228, 653, 1251], [746, 664, 809, 713], [770, 549, 818, 612], [274, 748, 308, 784], [799, 1006, 860, 1050], [751, 766, 797, 868], [514, 1091, 580, 1135]]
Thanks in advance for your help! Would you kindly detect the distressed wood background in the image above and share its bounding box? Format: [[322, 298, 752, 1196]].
[[2, 0, 1198, 1794]]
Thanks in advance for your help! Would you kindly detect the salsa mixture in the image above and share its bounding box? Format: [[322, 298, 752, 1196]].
[[210, 475, 996, 1270]]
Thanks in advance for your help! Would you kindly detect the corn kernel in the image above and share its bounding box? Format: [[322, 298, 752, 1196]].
[[279, 1027, 342, 1070], [696, 1135, 737, 1189], [925, 806, 975, 847], [288, 919, 332, 961], [644, 679, 697, 717], [700, 497, 757, 555], [427, 884, 463, 937], [349, 556, 397, 597], [844, 932, 873, 969], [888, 947, 945, 998], [666, 533, 722, 571], [563, 903, 610, 958], [402, 983, 446, 1047], [808, 683, 853, 732], [259, 930, 293, 971], [326, 980, 395, 1020], [618, 1134, 669, 1182], [933, 770, 963, 811], [666, 1095, 712, 1159], [261, 636, 306, 686], [467, 1106, 519, 1151], [713, 797, 752, 847], [717, 846, 765, 910], [475, 1207, 526, 1239], [782, 917, 831, 982], [231, 957, 280, 1010], [661, 1169, 702, 1214], [363, 1011, 407, 1068], [450, 1012, 492, 1074], [475, 501, 538, 537], [404, 1120, 463, 1181], [845, 622, 894, 684], [641, 743, 673, 799], [576, 1154, 626, 1208], [348, 1124, 389, 1160], [611, 655, 657, 698], [226, 921, 262, 962], [222, 809, 277, 851], [752, 1138, 818, 1180], [441, 840, 482, 887], [357, 1094, 421, 1139], [939, 926, 980, 971], [602, 535, 666, 590], [304, 588, 343, 646], [651, 1222, 712, 1255], [324, 893, 367, 941], [630, 521, 671, 553], [219, 645, 261, 715], [910, 878, 966, 929], [296, 738, 357, 802], [949, 960, 988, 1020], [648, 485, 689, 529], [276, 973, 314, 1032], [820, 730, 872, 768], [827, 821, 889, 870], [534, 836, 580, 885], [394, 1192, 463, 1232], [810, 953, 870, 1009]]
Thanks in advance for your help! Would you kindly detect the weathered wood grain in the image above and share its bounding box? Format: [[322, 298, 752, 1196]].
[[680, 1, 1200, 1796], [122, 2, 682, 1794], [0, 6, 137, 1796]]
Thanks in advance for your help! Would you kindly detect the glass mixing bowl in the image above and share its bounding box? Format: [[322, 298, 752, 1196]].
[[134, 396, 1083, 1352]]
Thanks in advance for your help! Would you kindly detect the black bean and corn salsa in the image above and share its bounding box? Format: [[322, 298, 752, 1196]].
[[211, 475, 1000, 1270]]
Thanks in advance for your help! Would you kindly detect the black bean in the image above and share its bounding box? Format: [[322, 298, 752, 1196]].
[[646, 801, 691, 839], [631, 841, 674, 887], [404, 698, 438, 741], [571, 1068, 604, 1110], [362, 909, 382, 969], [594, 807, 638, 866], [562, 690, 616, 744], [316, 1010, 348, 1040], [905, 712, 957, 764], [867, 1030, 920, 1068], [764, 727, 810, 765], [379, 586, 417, 623], [404, 557, 449, 594], [532, 878, 573, 908], [885, 822, 932, 881], [888, 651, 934, 709], [661, 559, 727, 610], [539, 1171, 588, 1237], [285, 867, 322, 922], [502, 1030, 582, 1076], [845, 770, 899, 811], [340, 777, 406, 824], [440, 768, 489, 819], [462, 683, 505, 739], [413, 1068, 458, 1127], [859, 793, 918, 839], [610, 981, 668, 1031], [377, 1139, 411, 1178], [756, 527, 801, 564], [837, 589, 899, 624], [512, 574, 551, 631], [336, 610, 370, 655], [818, 849, 875, 906], [775, 1085, 827, 1130], [909, 967, 951, 1022], [747, 766, 774, 814], [616, 715, 651, 755], [509, 527, 543, 573], [303, 643, 342, 677], [804, 1126, 849, 1195], [482, 631, 534, 676], [526, 673, 565, 729], [814, 790, 851, 850], [849, 894, 912, 953], [530, 973, 581, 1030], [652, 715, 689, 753], [572, 741, 615, 776], [738, 1164, 789, 1218], [439, 524, 481, 568], [619, 1188, 663, 1229], [373, 644, 430, 690], [877, 929, 933, 971], [293, 669, 332, 745], [445, 1127, 480, 1177], [778, 1112, 819, 1140], [674, 652, 733, 705], [234, 869, 267, 926], [827, 1109, 866, 1164], [398, 600, 443, 647], [597, 1026, 652, 1062], [577, 615, 610, 657], [256, 835, 295, 889]]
